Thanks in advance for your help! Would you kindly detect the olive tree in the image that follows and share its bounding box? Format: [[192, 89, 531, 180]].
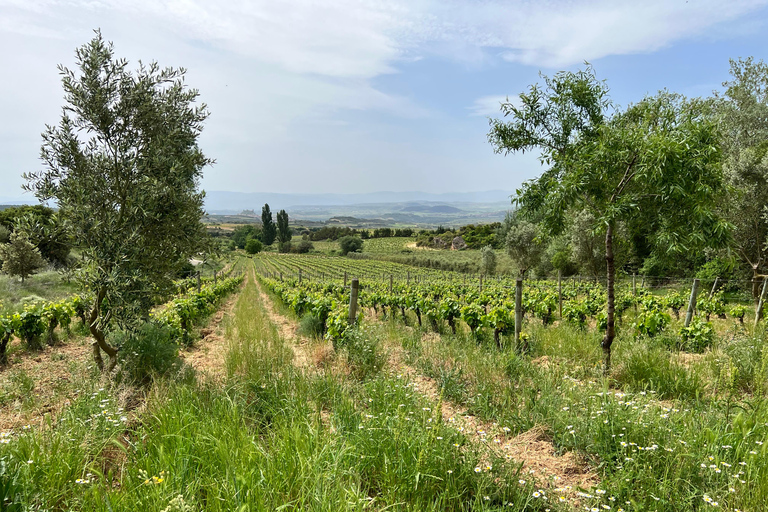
[[489, 67, 728, 372], [480, 245, 497, 275], [24, 32, 212, 371], [717, 57, 768, 294], [0, 232, 47, 283]]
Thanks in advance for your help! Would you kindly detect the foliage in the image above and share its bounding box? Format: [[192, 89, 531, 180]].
[[338, 235, 363, 256], [276, 209, 291, 245], [505, 217, 544, 276], [489, 65, 729, 371], [24, 32, 212, 370], [678, 317, 716, 353], [0, 225, 10, 244], [479, 245, 496, 275], [0, 232, 47, 283], [633, 310, 671, 338], [245, 239, 263, 255], [291, 240, 314, 254], [261, 204, 276, 246], [729, 304, 747, 323], [231, 225, 260, 249], [113, 321, 182, 385], [12, 212, 71, 267], [718, 57, 768, 285]]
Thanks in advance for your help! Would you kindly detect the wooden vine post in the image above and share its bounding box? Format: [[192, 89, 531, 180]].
[[557, 270, 563, 319], [349, 279, 360, 326], [298, 268, 302, 284], [708, 277, 719, 299], [196, 271, 201, 293], [684, 278, 700, 327], [515, 278, 524, 350], [389, 274, 393, 293], [755, 278, 768, 330], [344, 271, 347, 287]]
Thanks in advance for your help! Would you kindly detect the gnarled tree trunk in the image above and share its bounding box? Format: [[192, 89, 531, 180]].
[[89, 288, 118, 372]]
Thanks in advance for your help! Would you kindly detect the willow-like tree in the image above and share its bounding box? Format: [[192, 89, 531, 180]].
[[489, 67, 729, 372], [24, 32, 212, 371]]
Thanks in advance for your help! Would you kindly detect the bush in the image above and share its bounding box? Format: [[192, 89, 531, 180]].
[[292, 240, 314, 254], [338, 235, 363, 255], [678, 317, 716, 353], [278, 241, 292, 253], [113, 322, 182, 384], [245, 239, 263, 254]]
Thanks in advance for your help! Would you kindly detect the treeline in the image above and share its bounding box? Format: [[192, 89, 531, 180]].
[[305, 226, 414, 241]]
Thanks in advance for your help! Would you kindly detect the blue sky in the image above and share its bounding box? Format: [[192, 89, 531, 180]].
[[1, 0, 767, 201]]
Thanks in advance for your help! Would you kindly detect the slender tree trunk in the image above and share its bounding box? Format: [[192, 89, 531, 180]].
[[89, 289, 118, 372], [601, 222, 616, 375]]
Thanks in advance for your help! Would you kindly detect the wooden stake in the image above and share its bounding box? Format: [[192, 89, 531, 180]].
[[755, 278, 768, 330], [684, 278, 700, 327], [708, 277, 719, 299], [557, 270, 563, 319], [349, 279, 360, 325]]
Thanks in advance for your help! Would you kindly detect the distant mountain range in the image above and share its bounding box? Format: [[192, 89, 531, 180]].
[[202, 190, 514, 213]]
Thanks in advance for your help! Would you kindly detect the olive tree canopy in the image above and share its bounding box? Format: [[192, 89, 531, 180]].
[[24, 32, 212, 371]]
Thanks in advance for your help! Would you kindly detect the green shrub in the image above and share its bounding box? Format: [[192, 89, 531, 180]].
[[113, 322, 182, 385], [678, 317, 716, 353], [729, 304, 747, 324], [245, 239, 263, 254], [338, 235, 363, 255], [633, 309, 671, 338], [292, 240, 314, 254]]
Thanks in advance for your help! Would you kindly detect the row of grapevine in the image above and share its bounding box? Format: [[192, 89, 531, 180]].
[[153, 274, 245, 345], [0, 264, 243, 364], [254, 255, 764, 351], [0, 294, 90, 363]]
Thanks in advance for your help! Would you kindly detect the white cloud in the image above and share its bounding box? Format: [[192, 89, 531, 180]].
[[468, 95, 520, 117], [2, 0, 767, 196], [426, 0, 768, 68], [6, 0, 767, 76]]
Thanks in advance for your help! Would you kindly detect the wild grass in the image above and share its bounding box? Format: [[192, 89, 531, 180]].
[[368, 306, 768, 511], [0, 270, 79, 314], [0, 262, 550, 511]]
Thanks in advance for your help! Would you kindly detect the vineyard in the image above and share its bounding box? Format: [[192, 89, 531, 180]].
[[0, 263, 244, 369], [253, 253, 764, 352]]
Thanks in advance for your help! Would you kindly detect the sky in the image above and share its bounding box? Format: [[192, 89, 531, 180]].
[[1, 0, 768, 201]]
